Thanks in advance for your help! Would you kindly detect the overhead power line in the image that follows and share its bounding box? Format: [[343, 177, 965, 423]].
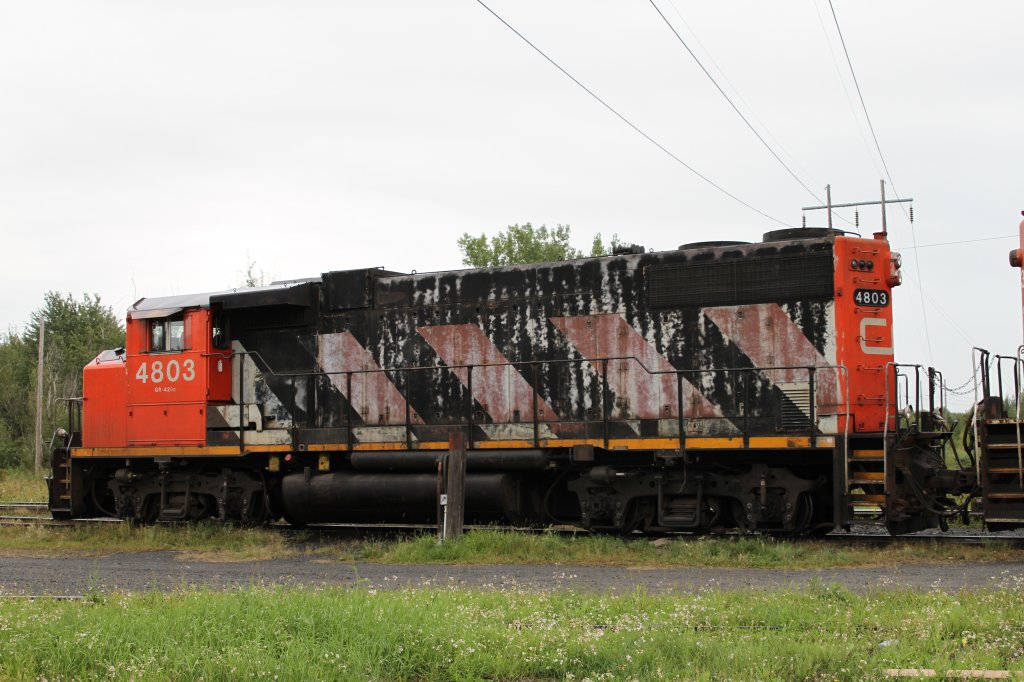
[[899, 235, 1017, 250], [825, 0, 932, 363], [474, 0, 792, 227], [826, 0, 899, 201], [811, 0, 883, 180], [648, 1, 822, 203], [664, 0, 825, 187]]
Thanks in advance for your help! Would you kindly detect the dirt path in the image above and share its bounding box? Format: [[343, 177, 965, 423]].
[[1, 553, 1023, 596]]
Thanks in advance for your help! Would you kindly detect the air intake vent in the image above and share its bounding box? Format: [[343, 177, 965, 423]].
[[647, 252, 833, 308], [778, 383, 812, 432]]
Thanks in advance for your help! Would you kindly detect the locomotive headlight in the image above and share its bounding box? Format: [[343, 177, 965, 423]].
[[887, 251, 903, 287]]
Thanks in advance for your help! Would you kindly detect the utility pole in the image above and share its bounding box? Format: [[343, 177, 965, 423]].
[[34, 317, 45, 474], [802, 180, 912, 238], [440, 431, 467, 541]]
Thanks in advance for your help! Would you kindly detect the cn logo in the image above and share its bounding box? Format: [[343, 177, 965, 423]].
[[859, 318, 894, 356]]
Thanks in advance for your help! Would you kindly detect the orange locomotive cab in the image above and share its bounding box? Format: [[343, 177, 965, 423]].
[[82, 296, 233, 449]]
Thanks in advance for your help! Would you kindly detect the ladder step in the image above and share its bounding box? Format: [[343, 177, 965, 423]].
[[850, 449, 884, 460], [850, 493, 886, 504], [988, 467, 1024, 475], [59, 495, 70, 500], [850, 471, 885, 484], [984, 443, 1024, 450], [986, 492, 1024, 500]]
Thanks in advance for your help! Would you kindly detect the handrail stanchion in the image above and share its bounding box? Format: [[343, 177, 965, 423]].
[[914, 365, 921, 431], [742, 369, 750, 447], [238, 352, 245, 455], [927, 367, 936, 418], [971, 348, 985, 486], [1017, 346, 1024, 489], [808, 366, 817, 447], [405, 370, 413, 451], [1014, 357, 1021, 408], [601, 359, 610, 449], [345, 371, 354, 453], [531, 363, 540, 448], [997, 356, 1005, 404], [466, 365, 473, 450], [676, 372, 685, 453]]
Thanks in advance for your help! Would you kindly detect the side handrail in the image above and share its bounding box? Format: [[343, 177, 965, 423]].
[[1017, 345, 1024, 488], [232, 347, 851, 450], [883, 362, 931, 468], [971, 347, 989, 486], [991, 351, 1024, 490]]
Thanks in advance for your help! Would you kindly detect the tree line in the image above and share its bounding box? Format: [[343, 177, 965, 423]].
[[0, 293, 123, 468]]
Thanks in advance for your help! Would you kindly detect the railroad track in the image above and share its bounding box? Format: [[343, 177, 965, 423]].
[[1, 511, 1022, 547], [824, 531, 1024, 548], [0, 514, 122, 528], [0, 503, 48, 511]]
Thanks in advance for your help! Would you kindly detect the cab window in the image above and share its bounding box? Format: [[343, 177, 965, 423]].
[[211, 311, 230, 350], [168, 320, 185, 351], [149, 317, 187, 352], [150, 321, 166, 351]]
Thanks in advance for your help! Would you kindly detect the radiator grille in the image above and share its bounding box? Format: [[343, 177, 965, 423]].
[[647, 252, 833, 308]]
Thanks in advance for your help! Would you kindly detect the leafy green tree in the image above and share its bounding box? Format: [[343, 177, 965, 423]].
[[23, 293, 125, 387], [0, 332, 33, 468], [0, 293, 124, 469], [457, 223, 620, 268]]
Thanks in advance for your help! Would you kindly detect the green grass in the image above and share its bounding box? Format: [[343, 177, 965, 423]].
[[1, 584, 1023, 680], [0, 468, 46, 503], [0, 523, 296, 562], [2, 525, 1022, 569], [355, 530, 1017, 568]]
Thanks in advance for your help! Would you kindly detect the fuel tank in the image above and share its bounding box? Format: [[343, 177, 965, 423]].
[[280, 471, 536, 525]]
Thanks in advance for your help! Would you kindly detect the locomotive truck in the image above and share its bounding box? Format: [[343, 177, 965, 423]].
[[49, 224, 1013, 534]]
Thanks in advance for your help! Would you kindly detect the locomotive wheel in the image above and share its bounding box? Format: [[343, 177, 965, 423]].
[[137, 495, 160, 524], [240, 490, 270, 526], [617, 499, 653, 536], [789, 492, 814, 535], [732, 500, 753, 534]]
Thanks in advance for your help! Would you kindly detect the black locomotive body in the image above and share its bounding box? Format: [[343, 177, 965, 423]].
[[52, 227, 976, 534]]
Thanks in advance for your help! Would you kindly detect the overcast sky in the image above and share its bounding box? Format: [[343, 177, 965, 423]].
[[1, 1, 1021, 407]]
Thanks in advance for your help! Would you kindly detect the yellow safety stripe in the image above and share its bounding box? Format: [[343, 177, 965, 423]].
[[72, 435, 836, 458], [74, 446, 243, 458]]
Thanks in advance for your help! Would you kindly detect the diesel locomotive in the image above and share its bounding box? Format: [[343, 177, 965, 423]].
[[49, 225, 1002, 534]]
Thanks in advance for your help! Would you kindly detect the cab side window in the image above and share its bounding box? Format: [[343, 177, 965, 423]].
[[150, 321, 167, 352], [149, 316, 187, 352], [168, 320, 185, 351], [211, 311, 230, 350]]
